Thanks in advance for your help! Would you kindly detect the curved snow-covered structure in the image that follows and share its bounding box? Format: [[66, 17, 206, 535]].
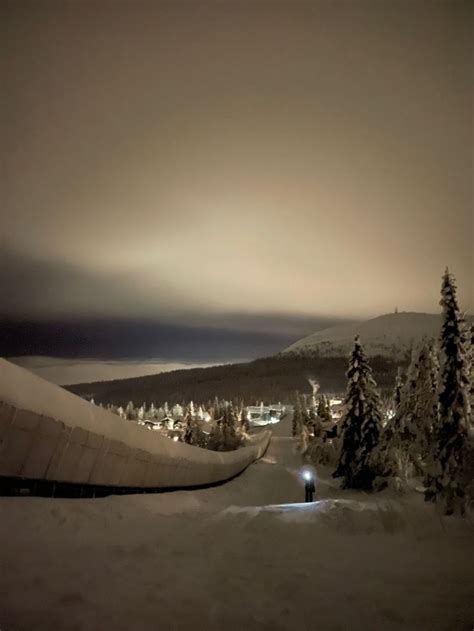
[[0, 359, 270, 491]]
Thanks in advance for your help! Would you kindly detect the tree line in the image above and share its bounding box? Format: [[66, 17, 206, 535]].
[[92, 396, 251, 453], [297, 268, 473, 516], [68, 353, 402, 408]]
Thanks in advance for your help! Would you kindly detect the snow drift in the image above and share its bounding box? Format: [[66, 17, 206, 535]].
[[0, 359, 270, 489]]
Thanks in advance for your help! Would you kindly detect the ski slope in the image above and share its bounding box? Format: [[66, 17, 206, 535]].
[[1, 414, 473, 631]]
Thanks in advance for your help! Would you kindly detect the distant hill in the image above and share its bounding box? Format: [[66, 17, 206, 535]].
[[282, 312, 473, 359], [62, 311, 473, 406], [66, 354, 403, 407]]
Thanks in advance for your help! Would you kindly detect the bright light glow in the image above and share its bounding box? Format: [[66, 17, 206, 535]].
[[302, 470, 313, 481], [172, 436, 179, 442]]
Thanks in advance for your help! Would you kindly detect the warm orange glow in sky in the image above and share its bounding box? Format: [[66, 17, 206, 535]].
[[3, 0, 472, 326]]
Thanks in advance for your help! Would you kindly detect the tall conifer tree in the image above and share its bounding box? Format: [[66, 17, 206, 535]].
[[333, 336, 384, 490], [292, 393, 302, 437], [424, 269, 471, 514]]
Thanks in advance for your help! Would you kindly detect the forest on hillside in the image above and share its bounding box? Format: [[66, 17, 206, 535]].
[[66, 354, 404, 407]]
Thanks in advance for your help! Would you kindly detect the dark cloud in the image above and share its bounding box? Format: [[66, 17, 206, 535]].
[[0, 242, 190, 321], [0, 318, 317, 362], [2, 0, 472, 363], [0, 245, 350, 360]]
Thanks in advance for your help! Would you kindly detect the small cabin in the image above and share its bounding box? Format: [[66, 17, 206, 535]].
[[245, 406, 282, 426]]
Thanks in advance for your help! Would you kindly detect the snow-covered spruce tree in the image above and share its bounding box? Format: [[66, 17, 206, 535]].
[[297, 422, 311, 455], [325, 395, 332, 419], [468, 323, 474, 412], [382, 349, 419, 480], [384, 344, 438, 480], [465, 324, 474, 509], [222, 405, 239, 449], [307, 408, 320, 438], [424, 269, 471, 515], [305, 407, 326, 463], [208, 404, 239, 451], [240, 405, 250, 433], [292, 393, 303, 437], [333, 336, 384, 490], [125, 401, 136, 420], [172, 403, 183, 418], [184, 410, 205, 447], [208, 419, 225, 451], [317, 396, 331, 423], [305, 395, 340, 467], [393, 368, 404, 414], [296, 396, 314, 455], [300, 396, 313, 432], [183, 407, 195, 444], [405, 341, 438, 472], [212, 397, 223, 422], [399, 348, 418, 423]]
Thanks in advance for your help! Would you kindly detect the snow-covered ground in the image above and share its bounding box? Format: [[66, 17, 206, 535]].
[[1, 414, 472, 631]]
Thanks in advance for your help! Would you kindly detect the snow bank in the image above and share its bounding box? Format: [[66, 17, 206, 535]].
[[0, 358, 270, 488], [220, 497, 472, 538]]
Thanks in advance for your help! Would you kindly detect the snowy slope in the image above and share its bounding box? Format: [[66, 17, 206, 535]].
[[0, 413, 472, 631], [282, 311, 473, 359]]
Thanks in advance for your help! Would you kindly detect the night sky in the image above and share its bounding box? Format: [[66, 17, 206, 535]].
[[2, 0, 472, 361]]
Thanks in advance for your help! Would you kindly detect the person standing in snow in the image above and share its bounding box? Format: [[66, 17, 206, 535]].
[[304, 473, 315, 502]]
